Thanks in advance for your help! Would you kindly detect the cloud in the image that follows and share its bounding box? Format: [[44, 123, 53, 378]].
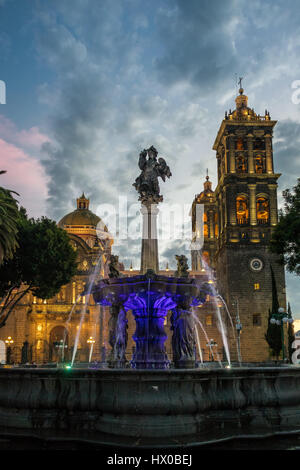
[[0, 115, 50, 151], [273, 119, 300, 191], [155, 0, 241, 92], [0, 138, 48, 217]]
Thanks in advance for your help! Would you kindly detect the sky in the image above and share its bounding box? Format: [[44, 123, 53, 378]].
[[0, 0, 299, 315]]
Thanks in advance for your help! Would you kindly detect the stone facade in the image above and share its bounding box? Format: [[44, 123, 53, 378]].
[[0, 195, 113, 364]]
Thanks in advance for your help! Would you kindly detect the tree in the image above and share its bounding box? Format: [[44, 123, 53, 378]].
[[0, 210, 78, 328], [288, 303, 296, 363], [265, 266, 282, 359], [269, 178, 300, 275], [0, 171, 19, 265]]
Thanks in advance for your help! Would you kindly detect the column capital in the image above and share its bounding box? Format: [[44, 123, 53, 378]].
[[140, 203, 159, 215]]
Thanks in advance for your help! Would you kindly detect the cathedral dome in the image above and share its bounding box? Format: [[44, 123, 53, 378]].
[[58, 209, 101, 228], [58, 193, 109, 248]]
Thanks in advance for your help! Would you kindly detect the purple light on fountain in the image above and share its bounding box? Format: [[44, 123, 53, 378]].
[[92, 270, 213, 369]]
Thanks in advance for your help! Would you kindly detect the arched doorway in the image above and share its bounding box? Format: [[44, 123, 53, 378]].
[[49, 326, 69, 363], [0, 340, 5, 364]]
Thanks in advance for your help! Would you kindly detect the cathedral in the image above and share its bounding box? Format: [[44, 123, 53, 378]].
[[0, 86, 286, 364]]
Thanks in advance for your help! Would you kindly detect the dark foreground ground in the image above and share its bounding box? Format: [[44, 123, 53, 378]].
[[1, 432, 300, 450]]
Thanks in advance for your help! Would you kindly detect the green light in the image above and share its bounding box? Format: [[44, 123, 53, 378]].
[[65, 365, 72, 369]]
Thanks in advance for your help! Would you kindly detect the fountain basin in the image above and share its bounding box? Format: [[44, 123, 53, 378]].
[[1, 367, 300, 447]]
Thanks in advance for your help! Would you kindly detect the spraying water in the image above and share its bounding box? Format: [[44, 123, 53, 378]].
[[193, 316, 203, 364], [217, 293, 242, 365], [200, 256, 231, 366], [191, 310, 223, 367], [62, 295, 82, 354], [71, 255, 103, 367]]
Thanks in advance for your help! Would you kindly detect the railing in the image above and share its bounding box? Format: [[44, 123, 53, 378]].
[[237, 218, 249, 225], [257, 218, 269, 225]]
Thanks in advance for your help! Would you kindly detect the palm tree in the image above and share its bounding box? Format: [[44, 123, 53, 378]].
[[0, 171, 19, 265]]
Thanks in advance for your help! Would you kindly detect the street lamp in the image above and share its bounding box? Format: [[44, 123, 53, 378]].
[[5, 336, 14, 364], [270, 307, 293, 362], [232, 298, 242, 364], [5, 336, 14, 345], [87, 336, 95, 363], [206, 339, 218, 361]]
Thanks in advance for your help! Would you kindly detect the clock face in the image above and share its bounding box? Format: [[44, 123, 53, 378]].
[[250, 258, 263, 272]]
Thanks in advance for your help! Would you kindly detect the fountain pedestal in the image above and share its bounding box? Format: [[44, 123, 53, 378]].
[[140, 203, 159, 274], [93, 273, 211, 369], [130, 295, 170, 369]]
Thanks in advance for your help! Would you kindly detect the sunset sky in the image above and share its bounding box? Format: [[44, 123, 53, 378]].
[[0, 0, 299, 316]]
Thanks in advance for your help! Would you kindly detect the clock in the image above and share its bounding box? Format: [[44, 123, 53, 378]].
[[249, 258, 263, 272]]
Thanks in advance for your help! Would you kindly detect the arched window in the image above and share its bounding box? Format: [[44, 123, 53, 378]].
[[254, 139, 265, 150], [214, 212, 219, 237], [256, 197, 269, 224], [236, 138, 244, 150], [203, 212, 208, 237], [236, 196, 249, 225], [202, 251, 210, 265], [236, 155, 247, 173], [255, 155, 265, 173]]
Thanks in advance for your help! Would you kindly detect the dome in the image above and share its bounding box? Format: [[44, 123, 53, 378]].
[[58, 193, 102, 228], [58, 209, 101, 228], [57, 194, 110, 248]]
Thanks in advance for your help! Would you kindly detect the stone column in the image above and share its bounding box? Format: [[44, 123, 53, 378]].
[[140, 203, 159, 273], [265, 134, 273, 174], [228, 186, 237, 226], [218, 194, 223, 232], [247, 134, 254, 174], [268, 184, 278, 226], [208, 209, 215, 239], [223, 187, 228, 227], [249, 184, 257, 226], [228, 135, 235, 173]]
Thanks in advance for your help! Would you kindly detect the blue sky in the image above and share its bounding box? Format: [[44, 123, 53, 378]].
[[0, 0, 299, 315]]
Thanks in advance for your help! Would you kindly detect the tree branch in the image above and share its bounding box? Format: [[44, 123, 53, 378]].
[[0, 287, 31, 328]]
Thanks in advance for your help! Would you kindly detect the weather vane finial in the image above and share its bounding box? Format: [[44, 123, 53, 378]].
[[238, 76, 243, 90]]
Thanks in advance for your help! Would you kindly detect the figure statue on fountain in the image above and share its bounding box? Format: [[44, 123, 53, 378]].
[[170, 303, 196, 369], [114, 308, 128, 367], [133, 145, 172, 205], [174, 255, 189, 278], [108, 254, 120, 279]]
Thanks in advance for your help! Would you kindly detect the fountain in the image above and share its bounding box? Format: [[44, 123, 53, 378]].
[[93, 266, 212, 370], [0, 146, 300, 449]]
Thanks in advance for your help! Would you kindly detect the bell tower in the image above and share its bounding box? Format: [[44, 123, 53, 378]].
[[191, 172, 218, 272], [213, 83, 286, 362]]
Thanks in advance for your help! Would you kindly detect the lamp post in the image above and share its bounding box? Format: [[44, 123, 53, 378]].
[[87, 336, 95, 363], [232, 299, 242, 364], [206, 339, 218, 361], [270, 307, 293, 362], [5, 336, 14, 364], [5, 336, 14, 346]]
